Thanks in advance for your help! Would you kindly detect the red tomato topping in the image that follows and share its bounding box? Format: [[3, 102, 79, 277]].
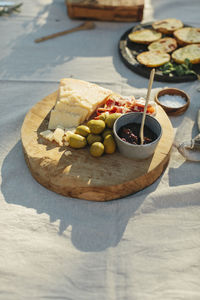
[[105, 98, 115, 107], [96, 94, 156, 118]]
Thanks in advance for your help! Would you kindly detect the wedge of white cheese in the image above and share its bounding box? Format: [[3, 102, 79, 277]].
[[40, 126, 76, 147], [40, 130, 54, 142], [48, 110, 83, 129], [55, 95, 89, 122], [52, 125, 65, 146], [48, 78, 112, 130]]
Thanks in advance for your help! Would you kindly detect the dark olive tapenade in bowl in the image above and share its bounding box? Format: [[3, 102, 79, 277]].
[[113, 112, 162, 160]]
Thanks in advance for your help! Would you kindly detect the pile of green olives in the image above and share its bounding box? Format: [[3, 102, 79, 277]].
[[68, 113, 122, 157]]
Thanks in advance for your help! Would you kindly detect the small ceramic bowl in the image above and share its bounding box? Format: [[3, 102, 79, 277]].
[[155, 88, 190, 116], [113, 112, 162, 160]]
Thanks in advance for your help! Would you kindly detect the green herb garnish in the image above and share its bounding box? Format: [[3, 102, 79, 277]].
[[159, 59, 197, 77]]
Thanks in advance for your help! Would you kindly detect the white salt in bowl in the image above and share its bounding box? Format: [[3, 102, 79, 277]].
[[155, 88, 190, 116]]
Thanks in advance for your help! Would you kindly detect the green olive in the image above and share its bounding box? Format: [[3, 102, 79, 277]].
[[90, 142, 104, 157], [98, 113, 108, 121], [87, 119, 105, 134], [103, 134, 116, 154], [87, 133, 102, 145], [75, 125, 91, 137], [69, 133, 87, 149], [105, 113, 122, 129], [102, 128, 113, 139]]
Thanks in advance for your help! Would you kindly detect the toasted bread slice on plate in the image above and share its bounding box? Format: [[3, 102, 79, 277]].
[[152, 18, 183, 34], [128, 29, 162, 44], [172, 44, 200, 64], [137, 50, 170, 67], [148, 37, 177, 53], [173, 27, 200, 45]]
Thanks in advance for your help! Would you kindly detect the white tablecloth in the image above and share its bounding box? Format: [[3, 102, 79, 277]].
[[1, 1, 200, 299]]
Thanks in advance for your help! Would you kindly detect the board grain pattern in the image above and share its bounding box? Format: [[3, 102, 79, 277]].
[[21, 91, 174, 201], [66, 0, 144, 22]]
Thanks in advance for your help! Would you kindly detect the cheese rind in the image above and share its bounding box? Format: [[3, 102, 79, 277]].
[[59, 78, 111, 109], [57, 89, 92, 111]]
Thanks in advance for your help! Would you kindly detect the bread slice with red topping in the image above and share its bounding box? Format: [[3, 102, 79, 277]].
[[148, 37, 177, 53], [128, 29, 162, 44], [137, 50, 170, 67], [172, 44, 200, 64], [152, 18, 183, 34], [173, 27, 200, 45]]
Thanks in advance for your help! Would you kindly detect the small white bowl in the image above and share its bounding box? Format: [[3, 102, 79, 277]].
[[113, 112, 162, 160], [155, 88, 190, 116]]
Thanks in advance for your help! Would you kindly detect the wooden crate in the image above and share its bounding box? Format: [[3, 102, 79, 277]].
[[66, 0, 144, 22]]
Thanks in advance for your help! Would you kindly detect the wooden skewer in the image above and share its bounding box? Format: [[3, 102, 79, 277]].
[[34, 21, 95, 43], [139, 68, 155, 145]]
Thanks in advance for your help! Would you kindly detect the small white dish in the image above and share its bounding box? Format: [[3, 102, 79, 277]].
[[155, 88, 190, 116]]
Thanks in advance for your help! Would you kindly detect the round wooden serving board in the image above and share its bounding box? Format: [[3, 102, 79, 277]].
[[21, 92, 174, 201]]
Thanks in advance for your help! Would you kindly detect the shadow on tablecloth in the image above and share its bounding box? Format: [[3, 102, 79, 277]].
[[2, 140, 200, 252], [1, 141, 148, 252]]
